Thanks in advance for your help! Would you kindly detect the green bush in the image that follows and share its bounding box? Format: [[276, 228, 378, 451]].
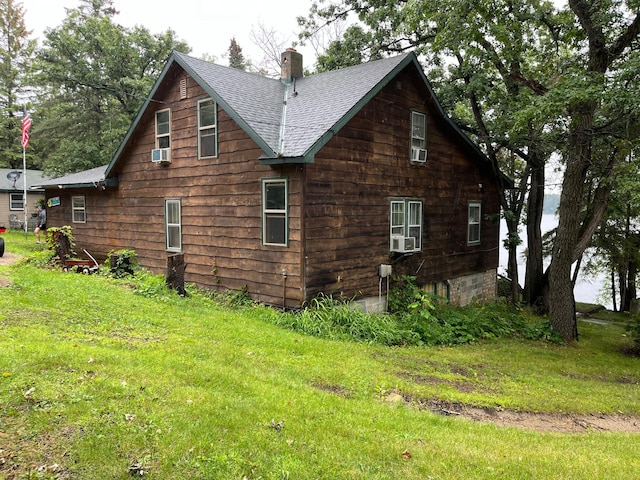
[[389, 276, 558, 346], [106, 249, 139, 278], [626, 315, 640, 353]]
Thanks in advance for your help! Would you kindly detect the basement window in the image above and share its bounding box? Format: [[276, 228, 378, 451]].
[[262, 178, 288, 246]]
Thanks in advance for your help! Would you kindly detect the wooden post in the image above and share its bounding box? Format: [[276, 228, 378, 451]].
[[166, 253, 187, 296], [52, 230, 71, 262]]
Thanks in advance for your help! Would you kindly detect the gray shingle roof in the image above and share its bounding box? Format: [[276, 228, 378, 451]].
[[172, 51, 412, 160], [100, 50, 498, 181], [174, 53, 284, 155], [282, 54, 410, 158], [0, 168, 47, 191], [33, 165, 107, 189]]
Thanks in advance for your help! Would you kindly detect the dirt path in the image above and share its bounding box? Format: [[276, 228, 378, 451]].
[[422, 399, 640, 433]]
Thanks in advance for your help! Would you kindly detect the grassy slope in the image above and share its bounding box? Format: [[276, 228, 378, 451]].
[[0, 232, 639, 479]]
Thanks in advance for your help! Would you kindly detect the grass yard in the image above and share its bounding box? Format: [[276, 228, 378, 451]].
[[1, 230, 639, 479]]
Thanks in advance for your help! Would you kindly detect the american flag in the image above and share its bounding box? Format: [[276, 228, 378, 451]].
[[21, 111, 31, 149]]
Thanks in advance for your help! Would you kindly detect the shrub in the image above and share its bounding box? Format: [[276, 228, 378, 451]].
[[106, 249, 139, 278], [387, 276, 559, 345], [46, 226, 76, 262], [626, 315, 640, 353]]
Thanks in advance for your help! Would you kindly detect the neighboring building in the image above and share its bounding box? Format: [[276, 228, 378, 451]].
[[0, 168, 46, 230], [35, 50, 508, 309]]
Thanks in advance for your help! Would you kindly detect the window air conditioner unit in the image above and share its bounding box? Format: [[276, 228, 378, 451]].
[[391, 235, 416, 253], [151, 148, 171, 163], [411, 147, 427, 163]]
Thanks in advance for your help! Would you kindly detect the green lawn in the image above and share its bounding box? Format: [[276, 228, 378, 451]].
[[1, 231, 639, 479]]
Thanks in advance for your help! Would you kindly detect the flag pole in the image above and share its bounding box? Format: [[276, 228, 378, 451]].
[[23, 142, 27, 239], [21, 106, 31, 240]]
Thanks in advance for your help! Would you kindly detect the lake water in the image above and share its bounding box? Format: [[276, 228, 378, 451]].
[[499, 214, 610, 308]]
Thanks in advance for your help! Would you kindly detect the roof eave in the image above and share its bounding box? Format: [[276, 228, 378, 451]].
[[259, 154, 313, 165], [36, 177, 118, 190]]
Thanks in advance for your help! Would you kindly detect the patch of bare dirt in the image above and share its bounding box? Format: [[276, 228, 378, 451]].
[[0, 251, 21, 267], [417, 398, 640, 433], [0, 252, 21, 287]]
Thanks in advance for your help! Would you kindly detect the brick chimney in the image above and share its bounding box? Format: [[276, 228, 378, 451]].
[[281, 48, 303, 82]]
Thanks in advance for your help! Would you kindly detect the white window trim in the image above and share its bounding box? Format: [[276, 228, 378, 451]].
[[262, 178, 288, 246], [468, 201, 481, 246], [72, 195, 86, 223], [408, 200, 422, 250], [165, 199, 182, 252], [390, 198, 423, 253], [156, 109, 171, 149], [197, 98, 218, 159], [410, 110, 427, 159], [9, 193, 23, 210]]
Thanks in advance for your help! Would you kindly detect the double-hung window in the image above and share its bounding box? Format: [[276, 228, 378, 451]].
[[198, 98, 217, 158], [165, 199, 182, 252], [390, 199, 422, 253], [262, 179, 288, 246], [72, 195, 86, 223], [9, 193, 22, 210], [410, 111, 427, 162], [156, 109, 171, 149], [468, 201, 481, 245]]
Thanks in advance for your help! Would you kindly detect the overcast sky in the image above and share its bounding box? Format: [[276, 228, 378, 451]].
[[21, 0, 314, 65]]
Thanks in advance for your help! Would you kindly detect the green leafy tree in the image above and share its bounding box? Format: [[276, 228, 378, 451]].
[[31, 0, 190, 176], [0, 0, 35, 168], [228, 37, 248, 71], [315, 25, 376, 72], [547, 1, 640, 341]]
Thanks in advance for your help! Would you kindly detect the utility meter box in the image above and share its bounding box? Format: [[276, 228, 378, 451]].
[[379, 264, 392, 278]]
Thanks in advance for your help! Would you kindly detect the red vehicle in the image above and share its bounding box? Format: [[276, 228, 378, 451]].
[[0, 226, 5, 257]]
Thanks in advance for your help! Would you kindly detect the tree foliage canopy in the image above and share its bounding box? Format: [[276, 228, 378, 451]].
[[0, 0, 36, 168], [31, 0, 190, 176]]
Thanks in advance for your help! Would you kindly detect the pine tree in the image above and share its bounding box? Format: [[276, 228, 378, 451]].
[[0, 0, 36, 168], [228, 37, 248, 71]]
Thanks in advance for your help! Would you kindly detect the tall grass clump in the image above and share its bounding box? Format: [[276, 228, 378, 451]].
[[257, 276, 559, 347], [273, 293, 419, 345]]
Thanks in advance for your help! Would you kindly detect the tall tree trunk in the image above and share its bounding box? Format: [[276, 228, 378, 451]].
[[505, 217, 521, 304], [611, 267, 618, 312], [549, 105, 594, 342], [524, 159, 545, 310]]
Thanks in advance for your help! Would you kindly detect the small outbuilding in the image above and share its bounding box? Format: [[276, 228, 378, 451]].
[[0, 168, 46, 230]]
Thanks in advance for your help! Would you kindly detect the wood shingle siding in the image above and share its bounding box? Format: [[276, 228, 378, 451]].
[[38, 51, 507, 309]]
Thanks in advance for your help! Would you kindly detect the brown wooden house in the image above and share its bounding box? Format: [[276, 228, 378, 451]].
[[36, 49, 506, 309]]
